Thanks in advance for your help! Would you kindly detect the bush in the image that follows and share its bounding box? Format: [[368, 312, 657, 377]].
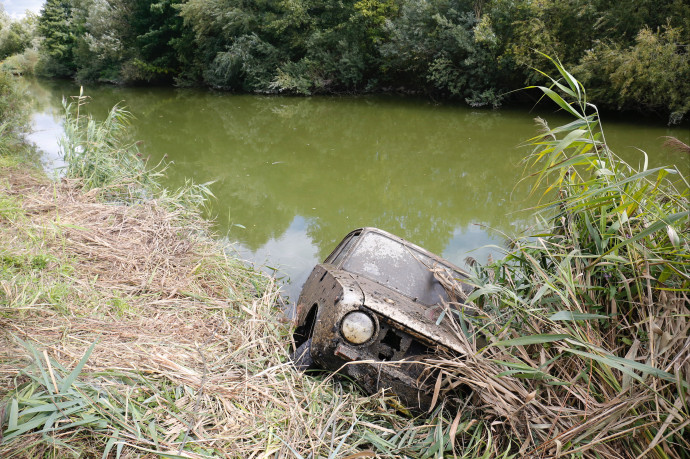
[[204, 34, 280, 91], [0, 48, 39, 76], [575, 25, 690, 124], [34, 54, 74, 79], [0, 70, 29, 141], [0, 20, 33, 60], [269, 59, 317, 95]]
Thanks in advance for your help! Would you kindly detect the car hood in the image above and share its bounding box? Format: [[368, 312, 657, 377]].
[[351, 274, 471, 356]]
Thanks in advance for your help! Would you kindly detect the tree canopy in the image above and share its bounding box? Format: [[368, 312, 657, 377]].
[[17, 0, 690, 121]]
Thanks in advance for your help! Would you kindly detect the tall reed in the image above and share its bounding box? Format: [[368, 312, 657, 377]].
[[430, 57, 689, 458], [59, 89, 213, 213], [59, 89, 158, 198]]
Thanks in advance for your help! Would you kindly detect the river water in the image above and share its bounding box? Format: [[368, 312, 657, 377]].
[[22, 78, 690, 302]]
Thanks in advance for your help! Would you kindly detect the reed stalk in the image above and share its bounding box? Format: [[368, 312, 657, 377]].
[[426, 56, 689, 458]]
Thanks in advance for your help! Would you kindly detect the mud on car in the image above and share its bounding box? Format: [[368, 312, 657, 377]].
[[291, 227, 474, 410]]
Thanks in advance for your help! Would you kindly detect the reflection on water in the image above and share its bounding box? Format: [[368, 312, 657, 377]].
[[21, 80, 66, 172], [22, 78, 690, 301]]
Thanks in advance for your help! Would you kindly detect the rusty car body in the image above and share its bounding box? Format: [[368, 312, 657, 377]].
[[291, 227, 473, 409]]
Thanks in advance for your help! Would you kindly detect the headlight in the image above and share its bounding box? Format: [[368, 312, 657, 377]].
[[341, 311, 375, 344]]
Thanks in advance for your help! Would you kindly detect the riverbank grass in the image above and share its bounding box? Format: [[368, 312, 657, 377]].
[[0, 85, 416, 457], [433, 59, 690, 458]]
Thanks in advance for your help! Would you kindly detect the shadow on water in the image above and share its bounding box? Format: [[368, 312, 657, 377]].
[[23, 78, 690, 301]]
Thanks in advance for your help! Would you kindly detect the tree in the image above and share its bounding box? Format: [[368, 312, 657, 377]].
[[0, 22, 32, 60], [125, 0, 189, 83], [37, 0, 77, 76], [575, 25, 690, 124], [29, 0, 690, 120]]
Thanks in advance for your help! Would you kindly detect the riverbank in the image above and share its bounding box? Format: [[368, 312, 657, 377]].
[[0, 158, 365, 456], [0, 76, 417, 457], [2, 64, 689, 457]]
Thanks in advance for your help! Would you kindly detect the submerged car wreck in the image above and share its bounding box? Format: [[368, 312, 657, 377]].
[[291, 227, 475, 410]]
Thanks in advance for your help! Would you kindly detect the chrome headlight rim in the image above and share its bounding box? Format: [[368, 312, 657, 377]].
[[340, 310, 377, 345]]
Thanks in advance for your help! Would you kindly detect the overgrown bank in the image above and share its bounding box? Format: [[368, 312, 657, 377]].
[[0, 74, 432, 457], [438, 61, 690, 456], [1, 59, 689, 458]]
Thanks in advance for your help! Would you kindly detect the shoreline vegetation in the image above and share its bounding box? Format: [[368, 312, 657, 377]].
[[0, 72, 411, 457], [1, 55, 689, 459], [1, 1, 689, 123], [438, 59, 689, 457]]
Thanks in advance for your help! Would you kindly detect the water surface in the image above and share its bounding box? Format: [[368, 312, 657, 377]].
[[23, 78, 690, 301]]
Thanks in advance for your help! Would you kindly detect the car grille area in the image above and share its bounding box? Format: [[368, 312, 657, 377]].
[[370, 318, 432, 362]]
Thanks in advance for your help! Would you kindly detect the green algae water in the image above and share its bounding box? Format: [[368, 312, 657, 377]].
[[24, 78, 690, 301]]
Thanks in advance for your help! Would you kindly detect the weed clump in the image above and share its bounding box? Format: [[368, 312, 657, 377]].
[[429, 58, 690, 458]]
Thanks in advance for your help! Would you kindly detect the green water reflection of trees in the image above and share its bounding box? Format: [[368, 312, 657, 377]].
[[26, 78, 689, 264]]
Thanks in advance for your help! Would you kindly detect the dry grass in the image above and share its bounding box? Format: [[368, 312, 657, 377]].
[[0, 164, 405, 457], [429, 290, 689, 458]]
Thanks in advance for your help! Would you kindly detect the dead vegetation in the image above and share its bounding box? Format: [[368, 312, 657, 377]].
[[0, 165, 405, 457]]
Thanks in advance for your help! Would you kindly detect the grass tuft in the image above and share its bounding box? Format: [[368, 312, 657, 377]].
[[430, 57, 689, 458]]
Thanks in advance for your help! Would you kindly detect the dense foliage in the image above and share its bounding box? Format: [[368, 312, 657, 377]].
[[1, 0, 678, 120], [0, 70, 29, 145], [0, 8, 37, 72], [433, 59, 690, 457], [0, 16, 32, 61]]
